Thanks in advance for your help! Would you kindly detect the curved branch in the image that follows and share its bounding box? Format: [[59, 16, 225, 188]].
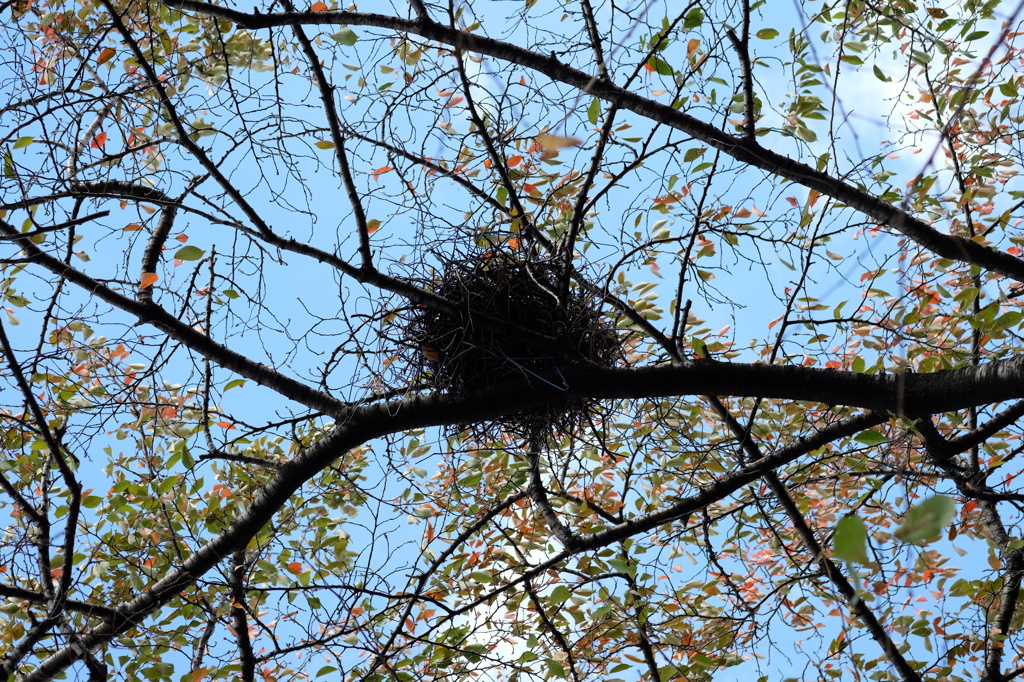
[[157, 1, 1024, 283]]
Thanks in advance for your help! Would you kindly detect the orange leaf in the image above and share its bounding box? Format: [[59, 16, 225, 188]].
[[215, 421, 235, 429], [366, 219, 381, 234], [687, 38, 700, 56], [140, 272, 158, 289], [175, 234, 188, 242], [184, 668, 208, 682], [372, 166, 394, 182], [90, 131, 107, 148], [287, 562, 304, 575], [96, 47, 115, 65], [445, 96, 464, 109], [123, 223, 142, 232], [310, 1, 328, 10], [507, 155, 523, 167]]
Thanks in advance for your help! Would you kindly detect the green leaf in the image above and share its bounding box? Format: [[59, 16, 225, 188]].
[[13, 136, 33, 149], [647, 56, 674, 76], [833, 515, 869, 563], [873, 64, 891, 82], [794, 125, 817, 142], [683, 147, 706, 163], [224, 379, 246, 390], [964, 30, 988, 41], [331, 27, 359, 46], [683, 7, 703, 29], [895, 495, 955, 545], [854, 429, 886, 446], [587, 98, 600, 125], [756, 28, 779, 39], [549, 585, 570, 604], [173, 245, 206, 261], [223, 289, 240, 299]]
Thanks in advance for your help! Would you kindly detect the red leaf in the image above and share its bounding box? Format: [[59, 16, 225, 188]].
[[90, 131, 107, 148]]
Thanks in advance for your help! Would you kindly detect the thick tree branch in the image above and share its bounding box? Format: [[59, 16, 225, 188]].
[[157, 1, 1024, 283]]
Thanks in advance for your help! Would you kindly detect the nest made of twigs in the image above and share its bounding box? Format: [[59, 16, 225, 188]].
[[402, 251, 623, 442]]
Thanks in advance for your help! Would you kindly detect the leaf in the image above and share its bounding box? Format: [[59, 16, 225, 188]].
[[123, 224, 143, 232], [96, 47, 116, 65], [684, 147, 706, 163], [535, 133, 581, 160], [12, 136, 33, 149], [181, 668, 208, 682], [895, 495, 956, 545], [366, 219, 381, 233], [794, 125, 817, 142], [550, 585, 570, 604], [90, 131, 108, 148], [332, 27, 359, 46], [756, 28, 779, 39], [140, 272, 158, 289], [854, 429, 886, 446], [310, 1, 329, 10], [287, 562, 304, 574], [645, 56, 674, 76], [173, 245, 206, 261], [315, 140, 335, 149], [833, 515, 869, 563], [873, 64, 891, 82], [371, 166, 394, 181], [587, 98, 600, 125]]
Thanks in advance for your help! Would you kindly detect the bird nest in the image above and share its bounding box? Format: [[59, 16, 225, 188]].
[[402, 251, 623, 443]]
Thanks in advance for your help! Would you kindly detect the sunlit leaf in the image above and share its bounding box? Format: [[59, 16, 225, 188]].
[[173, 246, 206, 261], [895, 495, 956, 545], [833, 515, 869, 563], [332, 27, 359, 45]]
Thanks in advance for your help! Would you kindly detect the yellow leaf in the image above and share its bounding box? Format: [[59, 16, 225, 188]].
[[535, 133, 581, 160]]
